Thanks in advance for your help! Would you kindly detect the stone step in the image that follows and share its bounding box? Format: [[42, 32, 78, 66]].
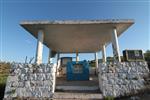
[[53, 92, 103, 100], [55, 86, 100, 92]]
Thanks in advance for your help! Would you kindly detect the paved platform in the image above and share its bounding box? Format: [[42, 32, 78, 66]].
[[56, 75, 99, 86], [56, 75, 99, 92]]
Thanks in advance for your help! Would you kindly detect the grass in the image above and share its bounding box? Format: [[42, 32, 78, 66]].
[[0, 75, 8, 84], [104, 96, 115, 100], [0, 74, 8, 99], [0, 62, 10, 99]]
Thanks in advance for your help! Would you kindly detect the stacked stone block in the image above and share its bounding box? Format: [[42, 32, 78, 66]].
[[98, 62, 149, 97], [4, 63, 56, 99]]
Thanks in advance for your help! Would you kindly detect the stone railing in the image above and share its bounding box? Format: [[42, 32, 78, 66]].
[[98, 61, 149, 97], [4, 63, 56, 99]]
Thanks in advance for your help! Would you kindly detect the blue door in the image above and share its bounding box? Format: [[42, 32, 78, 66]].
[[67, 60, 89, 81]]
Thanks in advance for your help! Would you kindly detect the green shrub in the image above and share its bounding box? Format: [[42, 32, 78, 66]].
[[104, 96, 115, 100], [0, 75, 8, 85]]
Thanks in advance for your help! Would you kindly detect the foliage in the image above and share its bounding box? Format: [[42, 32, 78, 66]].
[[0, 75, 8, 85], [0, 75, 8, 100], [0, 62, 10, 84], [144, 50, 150, 61], [104, 96, 114, 100]]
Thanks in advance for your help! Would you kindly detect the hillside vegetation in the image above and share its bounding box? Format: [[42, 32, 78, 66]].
[[0, 62, 10, 99]]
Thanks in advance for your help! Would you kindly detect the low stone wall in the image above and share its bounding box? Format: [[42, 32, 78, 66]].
[[4, 63, 56, 99], [98, 61, 149, 97]]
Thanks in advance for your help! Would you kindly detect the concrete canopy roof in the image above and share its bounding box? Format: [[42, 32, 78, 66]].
[[20, 19, 134, 53]]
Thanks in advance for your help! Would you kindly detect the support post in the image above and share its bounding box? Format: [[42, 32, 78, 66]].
[[51, 51, 57, 58], [76, 50, 79, 62], [56, 52, 60, 75], [95, 52, 99, 74], [57, 53, 60, 64], [102, 45, 106, 63], [112, 28, 121, 62], [48, 49, 51, 64], [35, 30, 44, 64]]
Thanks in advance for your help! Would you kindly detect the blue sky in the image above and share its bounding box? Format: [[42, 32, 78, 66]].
[[0, 0, 150, 63]]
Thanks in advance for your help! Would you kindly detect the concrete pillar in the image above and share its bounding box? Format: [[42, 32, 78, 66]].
[[56, 53, 60, 75], [95, 52, 99, 73], [112, 28, 121, 62], [57, 53, 60, 63], [102, 45, 106, 63], [51, 51, 57, 58], [35, 30, 44, 64], [48, 49, 51, 64], [76, 51, 79, 62]]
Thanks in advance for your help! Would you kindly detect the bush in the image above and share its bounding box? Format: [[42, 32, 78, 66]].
[[0, 62, 10, 100], [104, 96, 115, 100]]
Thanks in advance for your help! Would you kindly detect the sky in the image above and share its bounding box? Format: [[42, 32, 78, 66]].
[[0, 0, 150, 63]]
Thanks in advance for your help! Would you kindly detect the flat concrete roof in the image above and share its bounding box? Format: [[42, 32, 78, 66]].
[[20, 19, 134, 53]]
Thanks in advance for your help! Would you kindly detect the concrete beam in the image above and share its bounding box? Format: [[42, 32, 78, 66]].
[[35, 30, 44, 64], [111, 28, 121, 62]]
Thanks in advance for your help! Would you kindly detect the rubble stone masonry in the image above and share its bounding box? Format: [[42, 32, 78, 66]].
[[4, 63, 56, 99], [98, 61, 149, 97]]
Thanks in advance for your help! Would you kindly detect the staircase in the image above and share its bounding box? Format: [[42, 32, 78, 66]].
[[53, 76, 103, 100]]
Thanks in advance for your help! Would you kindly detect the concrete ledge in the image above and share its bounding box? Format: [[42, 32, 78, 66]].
[[20, 19, 134, 25]]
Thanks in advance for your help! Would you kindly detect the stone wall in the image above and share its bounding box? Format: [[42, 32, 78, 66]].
[[4, 63, 56, 99], [98, 61, 149, 97]]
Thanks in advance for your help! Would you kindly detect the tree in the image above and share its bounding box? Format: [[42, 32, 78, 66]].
[[144, 50, 150, 61], [144, 50, 150, 68]]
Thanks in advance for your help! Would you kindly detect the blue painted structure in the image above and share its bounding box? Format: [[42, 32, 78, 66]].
[[67, 60, 89, 81]]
